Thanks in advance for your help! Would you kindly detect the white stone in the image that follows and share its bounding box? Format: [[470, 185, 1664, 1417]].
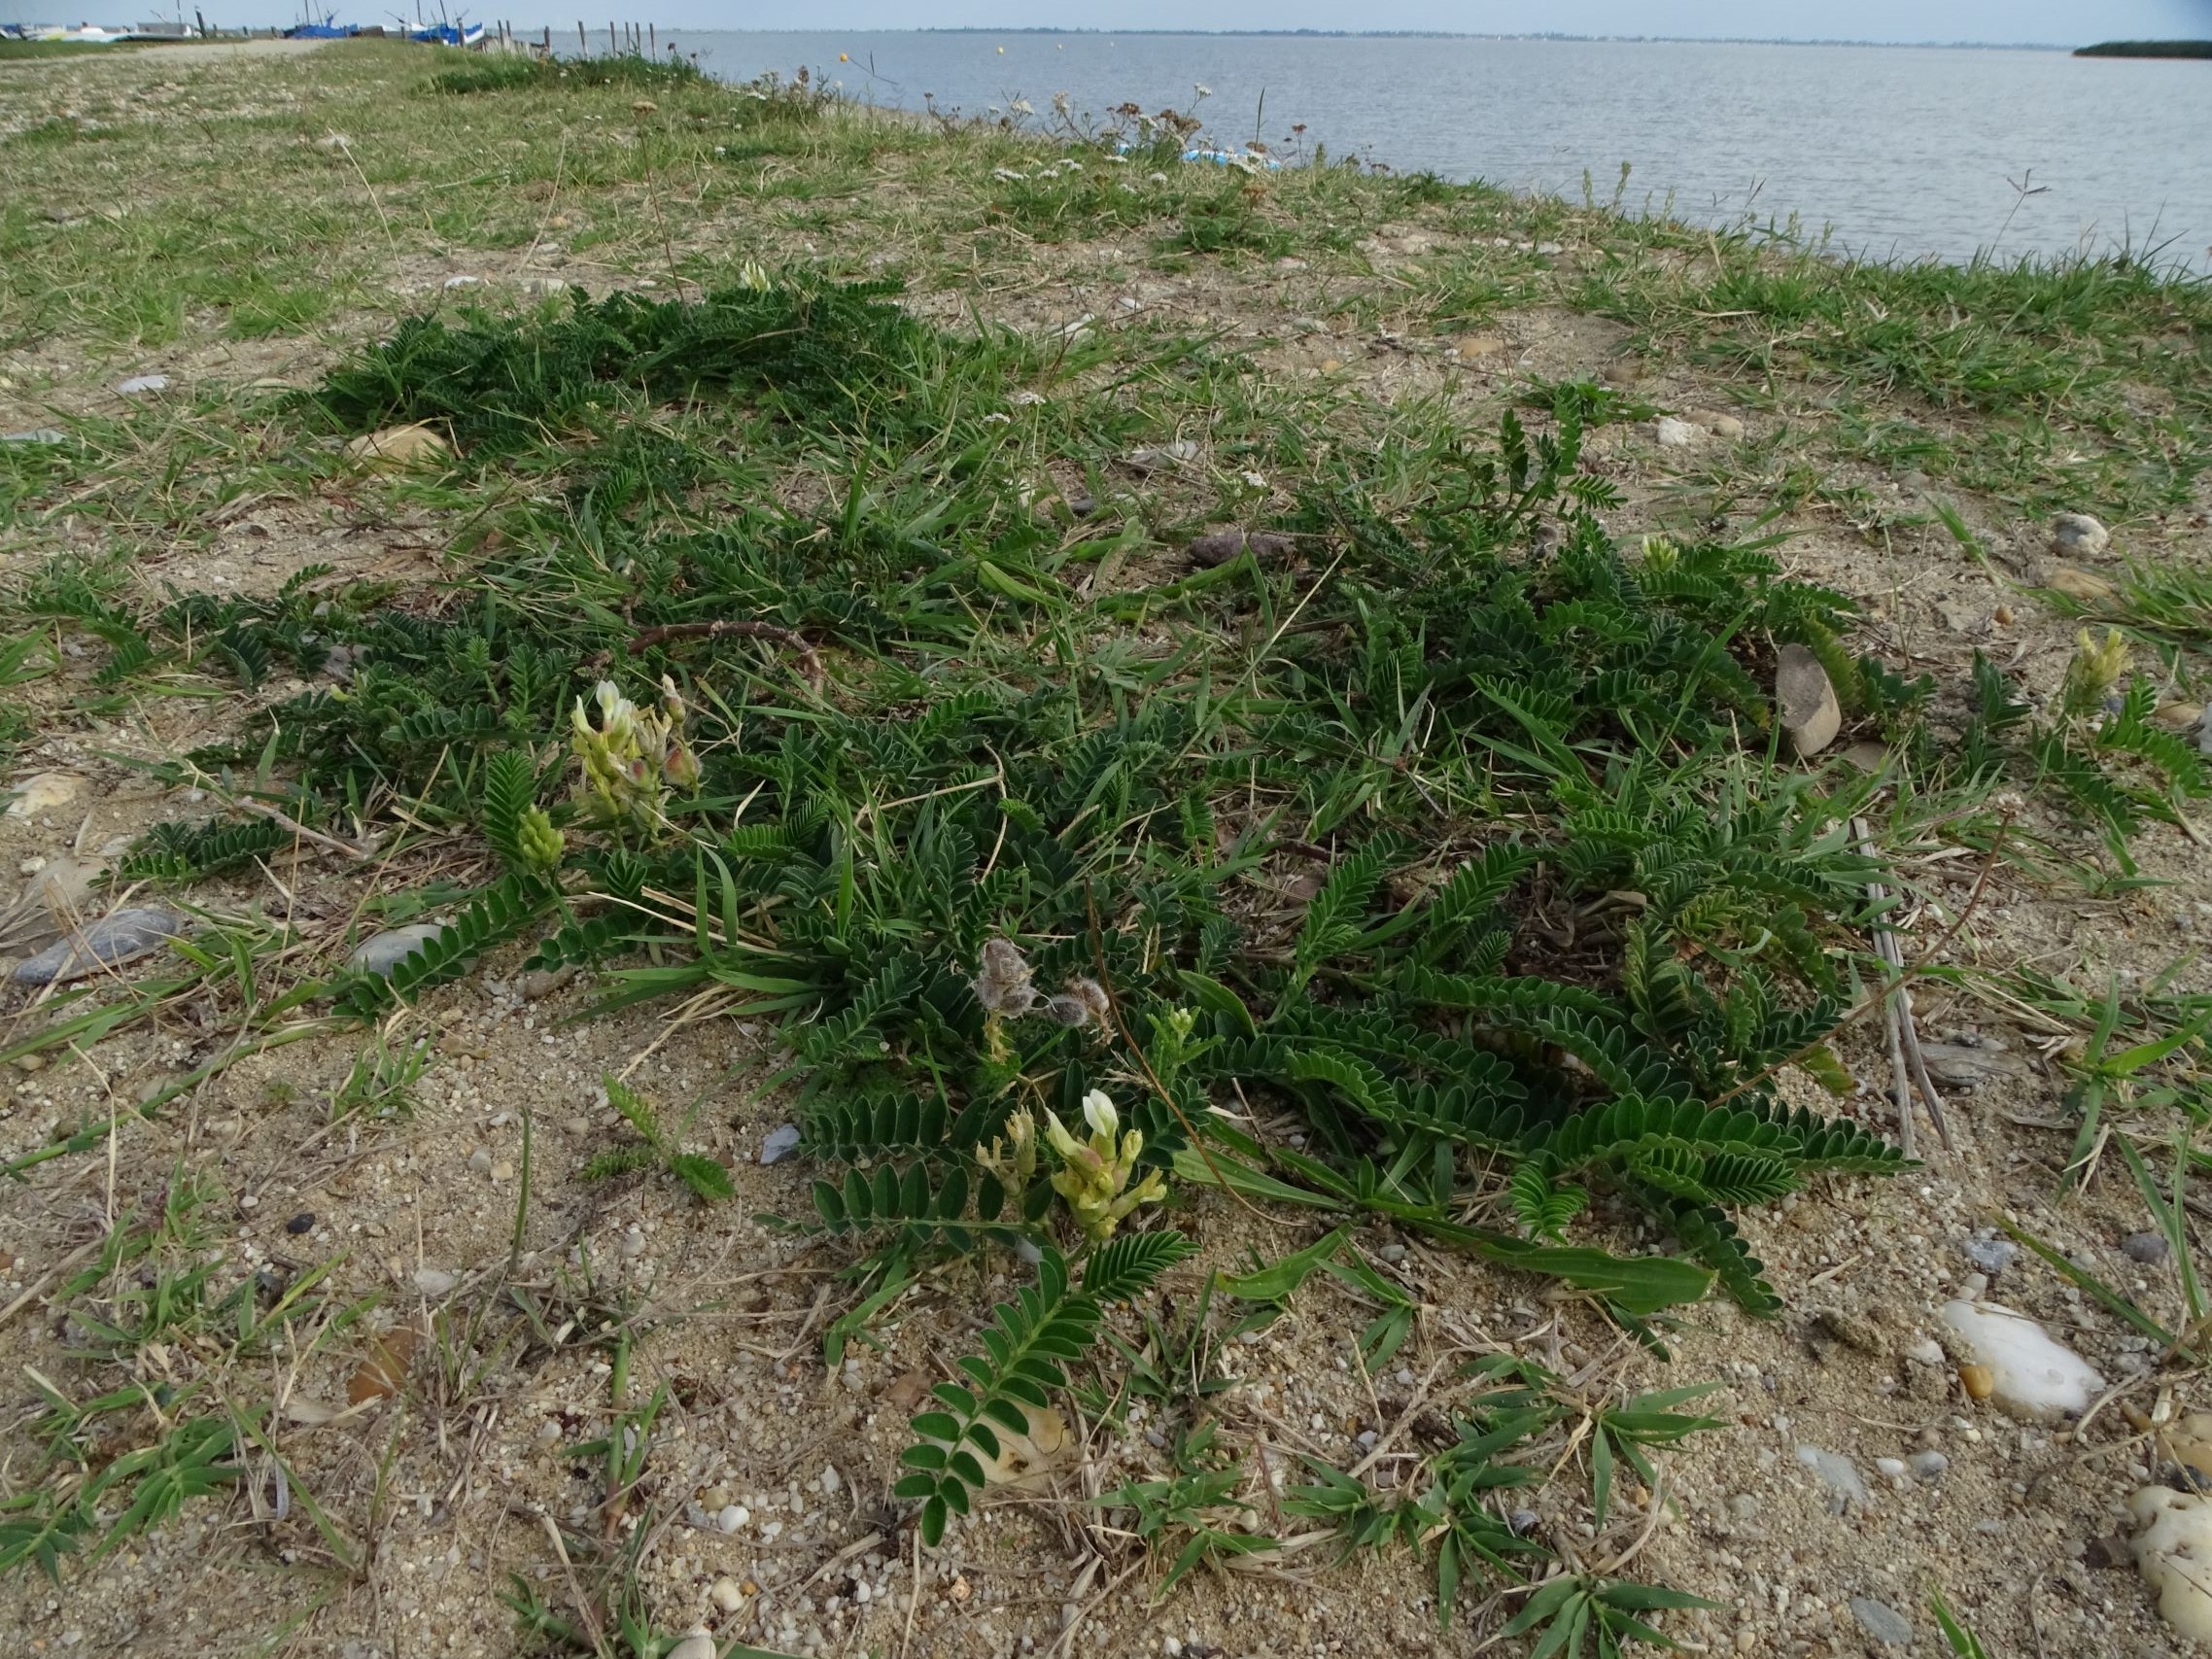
[[1941, 1297, 2104, 1420], [758, 1123, 802, 1164], [709, 1575, 746, 1612], [413, 1267, 459, 1296], [1653, 416, 1701, 448], [666, 1632, 715, 1659], [116, 374, 170, 396], [2129, 1486, 2212, 1642], [5, 772, 82, 818]]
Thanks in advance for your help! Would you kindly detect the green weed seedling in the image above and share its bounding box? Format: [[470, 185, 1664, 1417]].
[[580, 1074, 735, 1202], [1102, 1423, 1277, 1599]]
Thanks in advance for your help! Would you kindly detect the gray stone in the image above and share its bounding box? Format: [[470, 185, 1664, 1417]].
[[1962, 1235, 2019, 1274], [116, 374, 170, 396], [1849, 1597, 1914, 1646], [346, 922, 446, 977], [2049, 512, 2110, 560], [1795, 1444, 1870, 1511], [2124, 1231, 2172, 1264], [13, 908, 188, 985], [1920, 1037, 2025, 1087], [1, 429, 67, 446], [759, 1123, 802, 1164], [1906, 1450, 1950, 1480]]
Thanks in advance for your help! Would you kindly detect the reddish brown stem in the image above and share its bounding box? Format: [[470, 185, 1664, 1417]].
[[627, 620, 825, 690]]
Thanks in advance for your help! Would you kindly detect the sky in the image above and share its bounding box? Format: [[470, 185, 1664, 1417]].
[[6, 0, 2211, 44]]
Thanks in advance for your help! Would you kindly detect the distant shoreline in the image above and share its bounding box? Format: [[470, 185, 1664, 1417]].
[[2074, 40, 2212, 59]]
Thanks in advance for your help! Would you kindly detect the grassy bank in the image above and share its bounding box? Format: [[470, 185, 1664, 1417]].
[[0, 37, 2209, 1659]]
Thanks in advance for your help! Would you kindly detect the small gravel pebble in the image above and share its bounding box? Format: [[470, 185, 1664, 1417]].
[[467, 1148, 493, 1176], [717, 1503, 748, 1533], [2124, 1231, 2171, 1264], [1849, 1597, 1914, 1646], [1875, 1457, 1907, 1478], [1907, 1450, 1950, 1480], [285, 1212, 315, 1234], [1962, 1235, 2018, 1274], [1795, 1445, 1869, 1510], [709, 1576, 745, 1612], [759, 1123, 802, 1164]]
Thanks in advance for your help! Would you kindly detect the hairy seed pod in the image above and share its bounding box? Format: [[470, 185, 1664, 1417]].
[[1044, 994, 1089, 1027]]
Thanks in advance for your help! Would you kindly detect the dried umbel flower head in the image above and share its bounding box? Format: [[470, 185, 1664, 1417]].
[[972, 937, 1040, 1018], [1044, 976, 1113, 1030]]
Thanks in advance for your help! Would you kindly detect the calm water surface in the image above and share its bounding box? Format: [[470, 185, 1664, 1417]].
[[632, 31, 2212, 270]]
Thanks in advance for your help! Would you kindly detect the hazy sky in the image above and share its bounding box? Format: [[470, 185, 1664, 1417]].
[[7, 0, 2212, 41]]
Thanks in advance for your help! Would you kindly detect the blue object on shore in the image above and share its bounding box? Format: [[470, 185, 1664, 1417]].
[[286, 19, 362, 39], [407, 20, 486, 46]]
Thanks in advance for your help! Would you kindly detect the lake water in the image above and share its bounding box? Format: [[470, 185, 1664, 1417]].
[[627, 30, 2212, 271]]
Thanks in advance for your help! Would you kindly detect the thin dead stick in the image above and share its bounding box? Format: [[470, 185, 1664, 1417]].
[[0, 1237, 102, 1330], [1852, 816, 1953, 1153], [1708, 814, 2009, 1113], [537, 1512, 605, 1653], [232, 794, 382, 861], [627, 619, 825, 690], [1880, 953, 1914, 1161]]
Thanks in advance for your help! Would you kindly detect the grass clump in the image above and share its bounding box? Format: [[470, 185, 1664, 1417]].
[[423, 49, 705, 97], [306, 273, 929, 452]]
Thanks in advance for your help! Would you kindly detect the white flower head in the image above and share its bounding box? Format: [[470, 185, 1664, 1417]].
[[1081, 1089, 1118, 1141]]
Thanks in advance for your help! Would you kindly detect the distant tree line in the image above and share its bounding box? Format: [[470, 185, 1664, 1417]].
[[2075, 40, 2212, 58]]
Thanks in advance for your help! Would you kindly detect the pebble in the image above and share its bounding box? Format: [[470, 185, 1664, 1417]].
[[1904, 1338, 1947, 1367], [412, 1267, 459, 1296], [1907, 1450, 1950, 1480], [1942, 1297, 2105, 1421], [15, 908, 189, 985], [1849, 1597, 1914, 1646], [2124, 1231, 2171, 1264], [562, 1117, 592, 1137], [347, 922, 447, 976], [709, 1576, 746, 1612], [442, 274, 482, 289], [518, 964, 575, 1000], [1654, 415, 1702, 448], [1875, 1457, 1907, 1479], [1, 429, 68, 445], [716, 1503, 748, 1533], [467, 1148, 493, 1176], [5, 771, 83, 818], [2049, 512, 2110, 560], [1794, 1444, 1869, 1511], [1708, 413, 1745, 440], [116, 374, 170, 396], [1124, 439, 1200, 471], [621, 1227, 647, 1259], [666, 1633, 715, 1659], [759, 1123, 802, 1164], [1728, 1493, 1759, 1521], [286, 1212, 316, 1234], [1962, 1235, 2018, 1274], [490, 1159, 514, 1182]]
